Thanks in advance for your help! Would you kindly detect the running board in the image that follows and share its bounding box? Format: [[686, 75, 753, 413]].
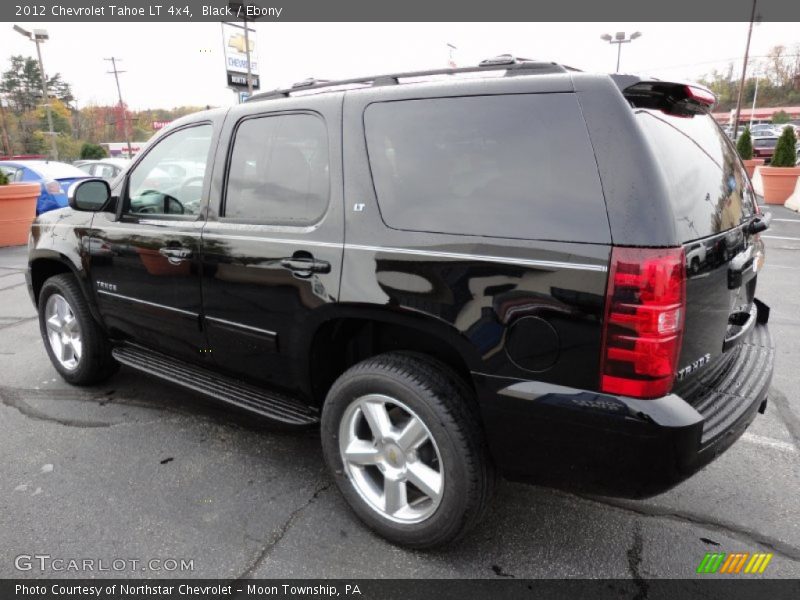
[[111, 343, 319, 426]]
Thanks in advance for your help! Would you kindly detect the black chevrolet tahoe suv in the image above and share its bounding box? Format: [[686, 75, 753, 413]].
[[27, 57, 775, 548]]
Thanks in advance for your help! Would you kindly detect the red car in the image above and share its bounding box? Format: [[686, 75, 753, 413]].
[[752, 136, 778, 162]]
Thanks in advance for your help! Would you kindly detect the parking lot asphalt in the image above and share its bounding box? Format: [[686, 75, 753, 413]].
[[1, 207, 800, 580]]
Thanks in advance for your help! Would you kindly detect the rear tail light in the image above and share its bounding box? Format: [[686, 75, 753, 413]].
[[44, 180, 61, 195], [599, 247, 686, 399]]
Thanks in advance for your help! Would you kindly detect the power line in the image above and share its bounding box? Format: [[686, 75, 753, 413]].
[[646, 53, 800, 74]]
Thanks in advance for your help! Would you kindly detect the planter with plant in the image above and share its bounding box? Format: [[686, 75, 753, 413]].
[[0, 169, 42, 246], [736, 127, 764, 178], [762, 126, 800, 204]]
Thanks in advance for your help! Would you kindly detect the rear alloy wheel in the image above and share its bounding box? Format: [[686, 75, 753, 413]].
[[321, 352, 495, 548], [339, 393, 444, 524]]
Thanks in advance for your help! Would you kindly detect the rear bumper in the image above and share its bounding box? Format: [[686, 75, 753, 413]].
[[474, 322, 774, 498]]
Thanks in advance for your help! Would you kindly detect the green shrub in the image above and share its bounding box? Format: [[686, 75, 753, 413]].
[[80, 143, 107, 160], [772, 110, 791, 125], [736, 127, 754, 160], [0, 169, 8, 186], [771, 126, 797, 168]]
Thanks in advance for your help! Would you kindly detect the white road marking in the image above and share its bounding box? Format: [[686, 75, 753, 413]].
[[762, 235, 800, 241], [741, 432, 798, 454], [770, 219, 800, 223]]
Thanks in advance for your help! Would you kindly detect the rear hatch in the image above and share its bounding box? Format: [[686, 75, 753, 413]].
[[629, 83, 765, 399]]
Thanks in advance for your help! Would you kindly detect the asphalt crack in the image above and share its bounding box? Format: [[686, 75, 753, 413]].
[[0, 387, 115, 428], [576, 492, 800, 563], [627, 523, 648, 600], [0, 316, 37, 331], [0, 386, 188, 429], [236, 477, 332, 579], [0, 281, 27, 292]]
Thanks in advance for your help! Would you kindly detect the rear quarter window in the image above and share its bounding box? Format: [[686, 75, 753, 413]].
[[635, 110, 756, 242], [363, 94, 610, 243]]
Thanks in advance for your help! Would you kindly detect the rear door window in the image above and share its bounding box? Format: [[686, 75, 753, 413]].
[[636, 110, 756, 241], [363, 94, 609, 243], [223, 113, 330, 225]]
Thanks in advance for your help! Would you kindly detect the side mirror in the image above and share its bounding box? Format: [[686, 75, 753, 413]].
[[68, 179, 111, 212], [747, 211, 772, 235]]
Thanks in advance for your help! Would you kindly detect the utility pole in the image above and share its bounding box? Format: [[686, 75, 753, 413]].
[[0, 97, 12, 157], [732, 0, 757, 142], [105, 57, 133, 159]]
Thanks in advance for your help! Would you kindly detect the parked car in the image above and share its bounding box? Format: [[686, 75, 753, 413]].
[[750, 123, 778, 136], [26, 57, 774, 548], [74, 158, 129, 183], [752, 136, 779, 162], [0, 160, 90, 214]]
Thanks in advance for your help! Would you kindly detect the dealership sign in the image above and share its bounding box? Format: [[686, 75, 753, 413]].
[[222, 22, 260, 91]]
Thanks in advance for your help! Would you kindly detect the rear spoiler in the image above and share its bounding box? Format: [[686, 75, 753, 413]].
[[610, 74, 717, 116]]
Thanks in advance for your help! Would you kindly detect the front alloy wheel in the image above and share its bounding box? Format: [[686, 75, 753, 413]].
[[44, 293, 83, 370], [38, 273, 118, 385]]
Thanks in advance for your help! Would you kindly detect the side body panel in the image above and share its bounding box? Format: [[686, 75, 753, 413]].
[[341, 77, 611, 390]]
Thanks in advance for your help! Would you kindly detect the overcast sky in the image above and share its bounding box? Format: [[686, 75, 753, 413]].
[[0, 21, 798, 110]]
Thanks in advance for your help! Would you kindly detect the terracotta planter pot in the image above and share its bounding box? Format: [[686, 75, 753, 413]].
[[742, 158, 764, 179], [761, 167, 800, 205], [0, 182, 40, 247], [136, 247, 191, 277]]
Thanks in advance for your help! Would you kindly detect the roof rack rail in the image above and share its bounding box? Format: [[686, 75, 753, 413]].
[[247, 56, 575, 102]]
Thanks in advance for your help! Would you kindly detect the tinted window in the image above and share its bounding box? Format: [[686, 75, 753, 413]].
[[636, 110, 756, 241], [363, 94, 608, 242], [224, 113, 329, 225], [127, 124, 212, 216]]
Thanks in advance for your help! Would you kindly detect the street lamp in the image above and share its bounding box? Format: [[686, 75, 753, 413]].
[[14, 25, 58, 160], [600, 31, 642, 73], [447, 43, 457, 68]]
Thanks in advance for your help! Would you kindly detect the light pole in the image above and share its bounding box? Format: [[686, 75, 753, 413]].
[[749, 70, 761, 131], [14, 25, 58, 160], [447, 43, 457, 68], [600, 31, 642, 73]]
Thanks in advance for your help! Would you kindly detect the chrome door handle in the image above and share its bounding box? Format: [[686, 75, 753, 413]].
[[159, 247, 193, 265], [279, 257, 331, 275]]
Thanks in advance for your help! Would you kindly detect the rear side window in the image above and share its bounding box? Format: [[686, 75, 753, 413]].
[[224, 113, 329, 225], [363, 94, 609, 242], [636, 110, 756, 241]]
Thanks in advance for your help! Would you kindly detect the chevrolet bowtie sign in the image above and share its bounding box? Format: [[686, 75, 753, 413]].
[[222, 22, 260, 91]]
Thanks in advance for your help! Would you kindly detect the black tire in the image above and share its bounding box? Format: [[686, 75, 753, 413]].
[[321, 352, 495, 548], [38, 273, 118, 385]]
